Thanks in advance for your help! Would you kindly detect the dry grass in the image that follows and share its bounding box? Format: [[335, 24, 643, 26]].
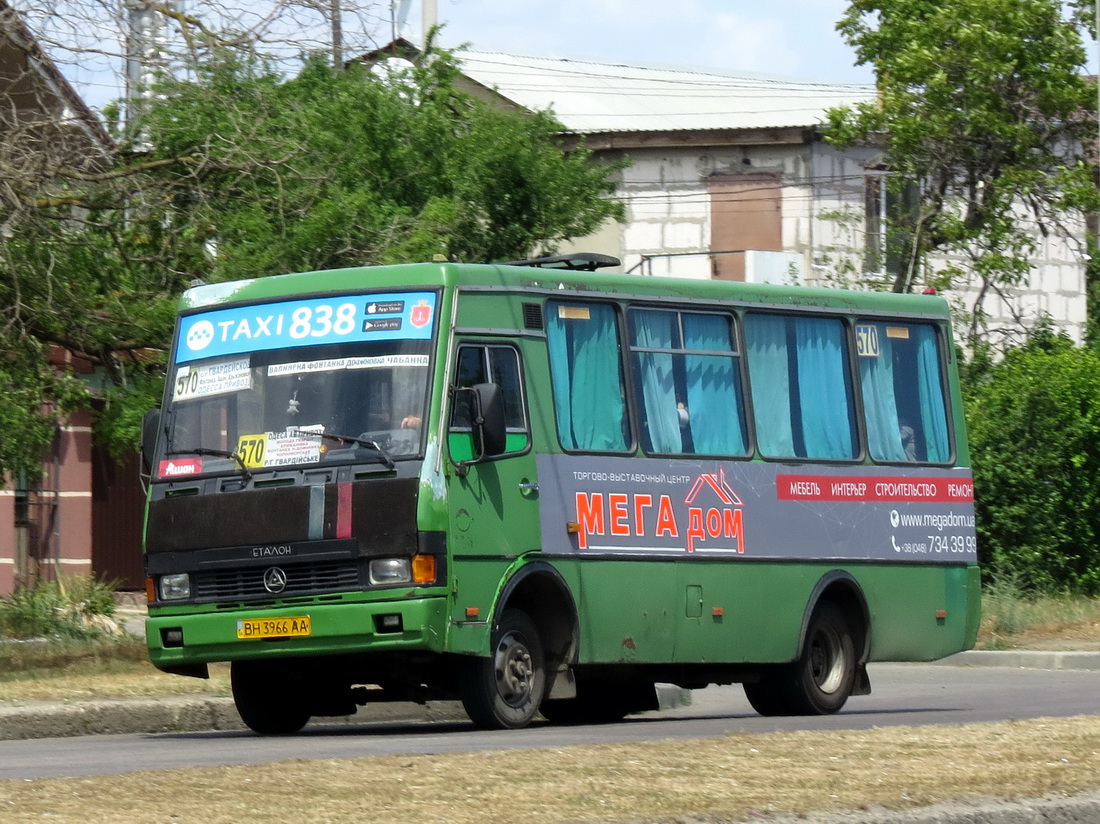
[[977, 587, 1100, 650], [0, 662, 230, 704], [1, 716, 1099, 823]]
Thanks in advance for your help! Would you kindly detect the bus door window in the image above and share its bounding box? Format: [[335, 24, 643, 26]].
[[449, 344, 529, 458], [744, 313, 857, 461], [545, 301, 630, 452], [627, 308, 748, 456], [856, 321, 950, 463]]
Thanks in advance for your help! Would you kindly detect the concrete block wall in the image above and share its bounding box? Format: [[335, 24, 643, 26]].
[[605, 140, 1087, 347]]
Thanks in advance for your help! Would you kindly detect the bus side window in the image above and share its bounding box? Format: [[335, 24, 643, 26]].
[[545, 301, 630, 452], [627, 308, 748, 456], [857, 321, 950, 463], [744, 313, 858, 461], [449, 344, 529, 460]]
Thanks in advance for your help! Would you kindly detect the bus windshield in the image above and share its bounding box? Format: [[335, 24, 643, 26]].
[[156, 290, 439, 479], [159, 341, 432, 477]]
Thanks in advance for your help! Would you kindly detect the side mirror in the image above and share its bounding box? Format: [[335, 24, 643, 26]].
[[140, 409, 161, 473], [471, 383, 506, 458]]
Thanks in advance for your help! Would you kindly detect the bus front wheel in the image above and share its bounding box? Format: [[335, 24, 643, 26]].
[[231, 660, 312, 735], [459, 609, 546, 729], [744, 602, 856, 716]]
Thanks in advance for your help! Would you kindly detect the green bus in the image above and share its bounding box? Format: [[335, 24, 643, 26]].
[[141, 254, 979, 733]]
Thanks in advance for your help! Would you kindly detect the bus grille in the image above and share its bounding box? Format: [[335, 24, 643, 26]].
[[193, 561, 360, 601]]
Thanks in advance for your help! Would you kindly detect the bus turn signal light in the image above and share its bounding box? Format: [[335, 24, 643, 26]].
[[412, 554, 436, 584]]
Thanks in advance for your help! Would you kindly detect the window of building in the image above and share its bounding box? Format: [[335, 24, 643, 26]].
[[864, 172, 919, 280]]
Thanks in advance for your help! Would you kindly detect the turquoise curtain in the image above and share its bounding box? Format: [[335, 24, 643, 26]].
[[683, 314, 746, 455], [547, 303, 628, 451], [795, 317, 856, 459], [859, 325, 909, 461], [915, 324, 950, 462], [631, 311, 682, 453], [744, 314, 794, 457]]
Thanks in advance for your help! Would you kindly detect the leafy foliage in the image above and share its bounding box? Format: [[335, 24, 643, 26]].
[[0, 44, 622, 472], [0, 576, 120, 639], [826, 0, 1099, 344], [965, 330, 1100, 594], [129, 49, 621, 279]]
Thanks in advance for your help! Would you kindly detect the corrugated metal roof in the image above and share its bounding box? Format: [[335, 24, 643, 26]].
[[458, 51, 877, 135]]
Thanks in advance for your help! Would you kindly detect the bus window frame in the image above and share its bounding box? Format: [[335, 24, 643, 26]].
[[852, 317, 956, 467], [625, 304, 751, 460], [741, 307, 864, 466], [544, 298, 636, 456], [447, 340, 533, 466]]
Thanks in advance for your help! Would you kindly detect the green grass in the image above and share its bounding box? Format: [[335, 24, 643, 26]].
[[0, 576, 120, 640], [977, 575, 1100, 649]]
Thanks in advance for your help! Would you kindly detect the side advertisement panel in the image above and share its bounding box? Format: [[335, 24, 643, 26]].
[[536, 455, 977, 563]]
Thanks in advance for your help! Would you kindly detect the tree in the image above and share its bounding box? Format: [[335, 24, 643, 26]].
[[965, 327, 1100, 594], [825, 0, 1100, 346], [132, 48, 622, 277], [0, 4, 622, 475]]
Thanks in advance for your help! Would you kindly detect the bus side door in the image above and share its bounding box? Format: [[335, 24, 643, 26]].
[[444, 341, 540, 633]]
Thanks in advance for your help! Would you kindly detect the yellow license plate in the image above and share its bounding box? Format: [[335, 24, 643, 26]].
[[236, 616, 312, 640]]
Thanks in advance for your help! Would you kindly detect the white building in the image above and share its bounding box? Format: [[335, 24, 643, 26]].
[[435, 48, 1088, 347]]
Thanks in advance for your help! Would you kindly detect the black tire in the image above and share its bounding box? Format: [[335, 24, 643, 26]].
[[743, 601, 857, 716], [231, 660, 312, 735], [459, 609, 546, 729]]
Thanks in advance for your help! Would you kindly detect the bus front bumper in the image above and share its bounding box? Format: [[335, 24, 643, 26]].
[[146, 596, 448, 672]]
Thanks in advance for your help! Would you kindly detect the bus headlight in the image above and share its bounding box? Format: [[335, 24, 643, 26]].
[[159, 573, 191, 601], [369, 558, 411, 585]]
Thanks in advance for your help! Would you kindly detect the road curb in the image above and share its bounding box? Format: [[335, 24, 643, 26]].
[[936, 650, 1100, 671], [1, 652, 1090, 742], [0, 685, 691, 741]]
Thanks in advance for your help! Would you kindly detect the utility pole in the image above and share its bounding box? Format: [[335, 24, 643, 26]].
[[423, 0, 436, 46], [124, 1, 170, 131], [330, 0, 343, 69]]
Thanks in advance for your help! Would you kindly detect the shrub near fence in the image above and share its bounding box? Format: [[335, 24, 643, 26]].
[[965, 332, 1100, 594], [0, 577, 120, 640]]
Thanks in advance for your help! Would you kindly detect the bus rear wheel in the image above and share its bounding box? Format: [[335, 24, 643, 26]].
[[231, 660, 312, 735], [459, 609, 546, 729], [744, 602, 856, 716]]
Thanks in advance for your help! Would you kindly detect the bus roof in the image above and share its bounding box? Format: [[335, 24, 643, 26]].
[[180, 261, 952, 318]]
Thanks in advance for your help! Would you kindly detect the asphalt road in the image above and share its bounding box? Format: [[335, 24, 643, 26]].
[[3, 662, 1098, 781]]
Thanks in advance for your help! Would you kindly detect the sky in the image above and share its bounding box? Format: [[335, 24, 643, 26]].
[[422, 0, 875, 84], [42, 0, 877, 113]]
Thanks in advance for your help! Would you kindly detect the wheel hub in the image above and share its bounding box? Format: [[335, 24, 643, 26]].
[[495, 634, 534, 706]]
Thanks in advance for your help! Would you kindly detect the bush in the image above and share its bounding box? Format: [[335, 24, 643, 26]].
[[0, 577, 121, 640], [965, 331, 1100, 594]]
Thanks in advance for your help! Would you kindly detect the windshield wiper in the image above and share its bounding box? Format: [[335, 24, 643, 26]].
[[315, 432, 396, 469], [165, 448, 253, 480]]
